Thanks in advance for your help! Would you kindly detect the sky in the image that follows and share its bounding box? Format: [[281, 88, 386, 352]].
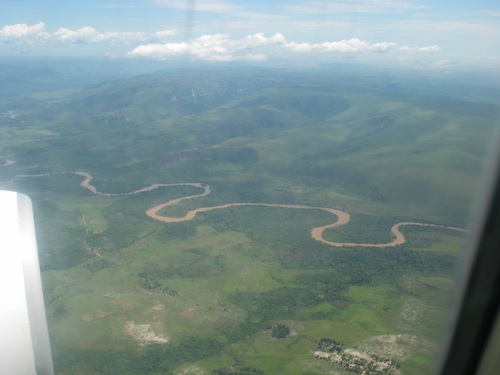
[[1, 0, 500, 71]]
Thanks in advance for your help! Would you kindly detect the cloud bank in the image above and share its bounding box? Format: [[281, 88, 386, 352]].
[[128, 32, 437, 61], [0, 22, 440, 62], [0, 22, 154, 45]]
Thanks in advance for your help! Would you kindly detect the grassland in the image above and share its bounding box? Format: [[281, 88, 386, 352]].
[[1, 63, 498, 374]]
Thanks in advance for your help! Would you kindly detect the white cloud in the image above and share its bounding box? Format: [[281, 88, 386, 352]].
[[236, 32, 287, 49], [0, 22, 145, 45], [285, 38, 396, 53], [55, 26, 97, 43], [153, 29, 178, 41], [0, 22, 50, 43], [400, 44, 440, 53], [128, 33, 278, 61], [96, 31, 146, 43], [128, 33, 401, 60], [54, 26, 145, 44]]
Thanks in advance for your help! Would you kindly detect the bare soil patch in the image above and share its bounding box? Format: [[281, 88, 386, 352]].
[[179, 308, 196, 318], [124, 320, 168, 345], [81, 313, 94, 322]]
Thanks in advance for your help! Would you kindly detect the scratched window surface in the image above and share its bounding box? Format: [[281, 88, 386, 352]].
[[1, 1, 500, 374]]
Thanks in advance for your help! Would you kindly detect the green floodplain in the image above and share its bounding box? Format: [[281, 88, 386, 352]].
[[1, 61, 499, 374]]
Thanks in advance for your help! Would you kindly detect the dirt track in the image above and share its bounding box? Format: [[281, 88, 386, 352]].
[[1, 169, 466, 248]]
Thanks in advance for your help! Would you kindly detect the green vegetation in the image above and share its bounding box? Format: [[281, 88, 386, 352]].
[[1, 63, 497, 374], [85, 258, 113, 272], [52, 337, 223, 374], [138, 272, 178, 296], [271, 324, 290, 339], [213, 367, 265, 375]]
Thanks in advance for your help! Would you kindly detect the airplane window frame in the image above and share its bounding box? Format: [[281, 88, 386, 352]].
[[436, 142, 500, 375]]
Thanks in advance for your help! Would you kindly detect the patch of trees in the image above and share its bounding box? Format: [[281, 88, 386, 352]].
[[294, 270, 349, 291], [293, 271, 352, 308], [52, 337, 223, 374], [99, 205, 149, 250], [38, 224, 88, 271], [85, 258, 113, 272], [230, 287, 322, 324], [156, 221, 197, 241], [287, 247, 456, 280], [138, 273, 177, 296], [325, 290, 351, 308], [204, 205, 340, 251], [271, 324, 290, 339], [318, 338, 345, 353], [46, 244, 91, 271], [47, 303, 68, 326]]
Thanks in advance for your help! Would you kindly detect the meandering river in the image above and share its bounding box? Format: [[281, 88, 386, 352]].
[[0, 166, 466, 247]]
